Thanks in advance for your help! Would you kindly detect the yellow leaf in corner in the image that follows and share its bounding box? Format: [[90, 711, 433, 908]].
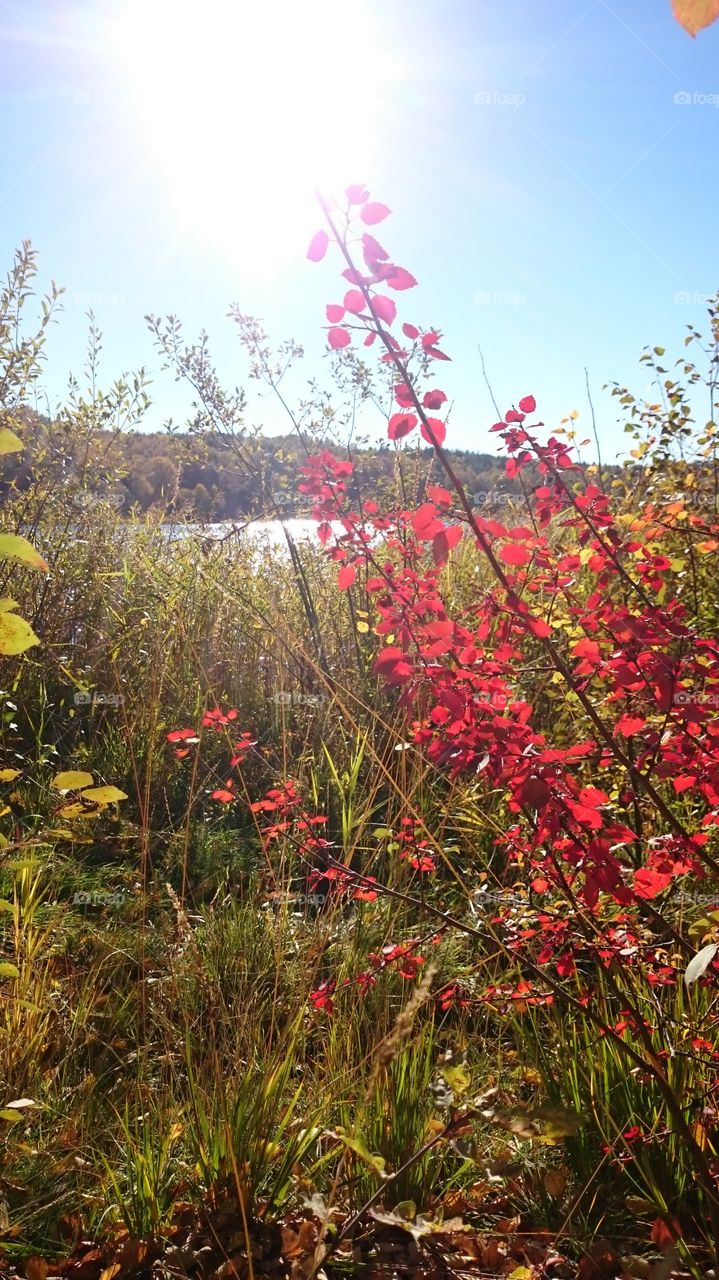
[[670, 0, 716, 38], [0, 427, 23, 455], [0, 533, 48, 572], [0, 611, 40, 655]]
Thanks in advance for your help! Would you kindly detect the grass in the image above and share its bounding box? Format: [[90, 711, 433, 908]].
[[2, 273, 719, 1275]]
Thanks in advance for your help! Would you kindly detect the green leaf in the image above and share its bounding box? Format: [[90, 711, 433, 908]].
[[0, 428, 23, 455], [441, 1062, 471, 1097], [80, 785, 128, 804], [0, 962, 20, 979], [0, 610, 40, 655], [0, 533, 48, 572], [332, 1128, 387, 1177], [51, 770, 95, 792]]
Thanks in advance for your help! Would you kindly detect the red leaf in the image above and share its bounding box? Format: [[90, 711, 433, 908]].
[[519, 394, 536, 414], [361, 233, 390, 263], [361, 202, 391, 225], [420, 417, 446, 446], [211, 788, 235, 804], [500, 543, 531, 567], [373, 294, 396, 325], [520, 776, 552, 808], [527, 617, 552, 638], [307, 230, 329, 261], [411, 503, 443, 539], [326, 304, 345, 322], [386, 267, 417, 290], [345, 184, 369, 203], [394, 383, 414, 407], [328, 326, 351, 350], [388, 412, 417, 441], [423, 389, 447, 410], [337, 564, 356, 590], [342, 267, 370, 286], [615, 714, 646, 736], [433, 525, 462, 564], [167, 728, 199, 743], [634, 868, 674, 900], [426, 484, 452, 506], [402, 322, 419, 339], [343, 289, 366, 313], [673, 774, 697, 793], [650, 1216, 682, 1249], [572, 637, 602, 665], [374, 646, 413, 684]]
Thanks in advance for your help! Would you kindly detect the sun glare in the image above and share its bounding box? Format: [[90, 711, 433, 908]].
[[112, 0, 393, 275]]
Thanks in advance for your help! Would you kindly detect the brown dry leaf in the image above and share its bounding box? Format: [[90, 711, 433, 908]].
[[24, 1258, 49, 1280], [297, 1219, 319, 1252], [98, 1265, 121, 1280], [116, 1239, 148, 1270], [543, 1167, 568, 1198], [281, 1227, 303, 1261]]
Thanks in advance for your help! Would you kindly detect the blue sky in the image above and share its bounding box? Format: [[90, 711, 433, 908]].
[[0, 0, 717, 458]]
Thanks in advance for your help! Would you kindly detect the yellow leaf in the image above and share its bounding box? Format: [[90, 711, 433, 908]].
[[0, 533, 48, 572], [51, 771, 94, 792], [0, 427, 23, 455], [80, 785, 128, 804], [0, 611, 40, 655], [57, 803, 99, 819], [0, 769, 21, 782]]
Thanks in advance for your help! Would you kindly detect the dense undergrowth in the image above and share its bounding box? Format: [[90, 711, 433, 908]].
[[1, 206, 719, 1279]]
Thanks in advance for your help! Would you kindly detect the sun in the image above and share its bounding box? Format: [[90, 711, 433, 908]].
[[111, 0, 394, 277]]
